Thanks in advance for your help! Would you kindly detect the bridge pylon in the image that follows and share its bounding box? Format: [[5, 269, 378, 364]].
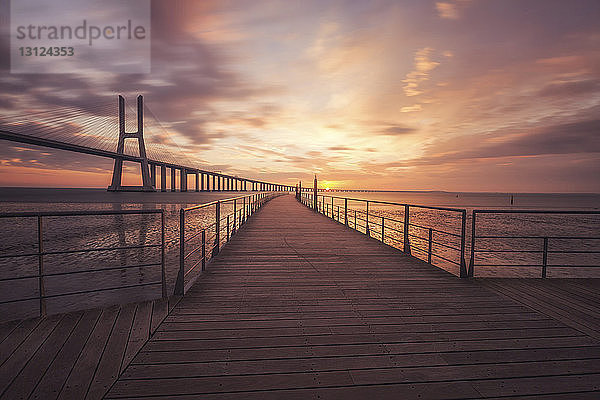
[[107, 95, 155, 192]]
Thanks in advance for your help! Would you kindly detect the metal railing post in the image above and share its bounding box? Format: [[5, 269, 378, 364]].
[[365, 201, 370, 236], [459, 210, 468, 278], [214, 201, 220, 256], [468, 211, 476, 277], [331, 197, 334, 218], [176, 209, 185, 295], [354, 209, 357, 229], [542, 237, 548, 278], [345, 198, 348, 226], [227, 215, 230, 241], [232, 199, 237, 234], [428, 228, 433, 264], [37, 216, 45, 316], [403, 205, 411, 254], [242, 197, 246, 224], [201, 230, 206, 271], [381, 217, 385, 243], [161, 210, 166, 297]]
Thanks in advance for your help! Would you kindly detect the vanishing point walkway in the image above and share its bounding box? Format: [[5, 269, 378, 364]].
[[108, 195, 600, 399], [1, 195, 600, 399]]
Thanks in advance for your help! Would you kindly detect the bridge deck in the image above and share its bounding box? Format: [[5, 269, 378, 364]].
[[107, 195, 600, 399], [1, 195, 599, 399]]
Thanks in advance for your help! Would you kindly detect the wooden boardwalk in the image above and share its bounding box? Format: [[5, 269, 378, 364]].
[[0, 297, 180, 400], [1, 194, 599, 399], [107, 195, 600, 399]]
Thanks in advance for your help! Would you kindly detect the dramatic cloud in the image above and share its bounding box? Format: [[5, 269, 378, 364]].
[[402, 48, 440, 97], [1, 0, 599, 191]]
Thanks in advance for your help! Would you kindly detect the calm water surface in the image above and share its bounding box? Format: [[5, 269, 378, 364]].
[[1, 188, 598, 320]]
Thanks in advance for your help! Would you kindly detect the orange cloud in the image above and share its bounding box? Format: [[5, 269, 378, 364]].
[[436, 2, 459, 19], [402, 48, 440, 97]]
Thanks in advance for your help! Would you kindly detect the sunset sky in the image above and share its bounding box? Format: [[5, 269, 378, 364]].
[[1, 0, 599, 192]]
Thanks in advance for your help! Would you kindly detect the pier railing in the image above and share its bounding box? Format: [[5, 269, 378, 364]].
[[0, 209, 166, 320], [299, 192, 468, 277], [468, 209, 600, 278], [176, 192, 279, 294]]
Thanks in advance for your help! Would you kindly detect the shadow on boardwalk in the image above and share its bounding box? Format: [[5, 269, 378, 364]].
[[1, 194, 600, 399]]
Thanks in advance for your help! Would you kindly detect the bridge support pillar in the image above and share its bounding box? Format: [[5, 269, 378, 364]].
[[107, 95, 155, 192], [161, 165, 166, 192], [196, 172, 200, 192], [171, 168, 176, 192], [150, 163, 156, 188], [180, 169, 187, 192]]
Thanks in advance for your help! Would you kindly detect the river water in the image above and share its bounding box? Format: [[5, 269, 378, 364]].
[[1, 188, 598, 321]]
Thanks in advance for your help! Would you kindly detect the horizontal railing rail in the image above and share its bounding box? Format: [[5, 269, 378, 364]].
[[469, 209, 600, 278], [176, 192, 281, 295], [0, 209, 166, 319], [298, 191, 468, 277]]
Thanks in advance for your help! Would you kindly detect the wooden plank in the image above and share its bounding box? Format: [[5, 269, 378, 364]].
[[134, 337, 600, 364], [481, 280, 600, 340], [0, 313, 62, 395], [121, 301, 152, 372], [168, 296, 182, 313], [1, 311, 82, 400], [30, 308, 102, 400], [472, 373, 600, 397], [0, 320, 20, 345], [58, 305, 119, 400], [86, 302, 136, 400], [0, 317, 41, 365], [150, 298, 168, 334]]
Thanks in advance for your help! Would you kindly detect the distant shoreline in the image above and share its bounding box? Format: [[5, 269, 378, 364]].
[[0, 187, 598, 195]]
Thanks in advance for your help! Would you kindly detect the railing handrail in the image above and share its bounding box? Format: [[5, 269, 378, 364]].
[[0, 209, 164, 218], [316, 194, 467, 213], [473, 209, 600, 215], [0, 208, 167, 321], [468, 208, 599, 278], [182, 191, 275, 212], [299, 191, 468, 276]]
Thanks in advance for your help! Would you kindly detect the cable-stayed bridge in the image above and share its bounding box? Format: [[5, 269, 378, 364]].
[[0, 95, 294, 192]]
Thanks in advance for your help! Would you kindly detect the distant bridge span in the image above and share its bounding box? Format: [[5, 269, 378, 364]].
[[0, 95, 294, 193]]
